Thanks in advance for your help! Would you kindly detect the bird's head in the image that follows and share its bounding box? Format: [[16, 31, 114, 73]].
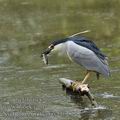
[[41, 44, 54, 55], [41, 38, 68, 65]]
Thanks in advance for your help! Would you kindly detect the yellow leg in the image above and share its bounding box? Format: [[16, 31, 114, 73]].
[[82, 71, 91, 84]]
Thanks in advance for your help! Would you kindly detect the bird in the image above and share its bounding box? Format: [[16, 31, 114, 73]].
[[41, 35, 110, 84]]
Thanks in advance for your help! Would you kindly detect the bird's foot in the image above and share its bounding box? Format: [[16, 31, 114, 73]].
[[71, 81, 90, 92], [71, 81, 82, 91]]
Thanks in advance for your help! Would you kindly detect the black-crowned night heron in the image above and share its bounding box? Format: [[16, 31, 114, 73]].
[[41, 35, 110, 83]]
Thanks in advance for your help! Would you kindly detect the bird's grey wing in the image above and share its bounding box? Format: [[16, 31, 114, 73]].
[[68, 36, 107, 61], [67, 41, 110, 77]]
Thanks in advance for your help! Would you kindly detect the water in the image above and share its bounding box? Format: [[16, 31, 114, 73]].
[[0, 0, 120, 119]]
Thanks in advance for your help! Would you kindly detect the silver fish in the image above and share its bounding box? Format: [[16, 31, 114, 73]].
[[42, 54, 48, 65]]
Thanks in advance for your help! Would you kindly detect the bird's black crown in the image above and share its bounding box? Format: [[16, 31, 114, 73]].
[[51, 38, 68, 46]]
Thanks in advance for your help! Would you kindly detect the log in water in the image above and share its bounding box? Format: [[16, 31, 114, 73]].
[[59, 78, 97, 107]]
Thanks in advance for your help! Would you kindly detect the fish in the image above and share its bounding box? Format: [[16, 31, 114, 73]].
[[42, 54, 48, 65]]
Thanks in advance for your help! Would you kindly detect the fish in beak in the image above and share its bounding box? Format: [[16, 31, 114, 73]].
[[41, 45, 54, 65]]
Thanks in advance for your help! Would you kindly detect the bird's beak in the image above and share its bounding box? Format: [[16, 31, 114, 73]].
[[41, 47, 52, 55], [41, 47, 53, 65]]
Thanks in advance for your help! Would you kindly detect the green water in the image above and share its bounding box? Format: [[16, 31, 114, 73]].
[[0, 0, 120, 119]]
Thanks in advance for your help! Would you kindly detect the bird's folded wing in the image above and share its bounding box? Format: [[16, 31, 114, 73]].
[[69, 36, 107, 61]]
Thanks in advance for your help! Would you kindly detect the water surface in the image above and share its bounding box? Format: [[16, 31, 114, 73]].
[[0, 0, 120, 120]]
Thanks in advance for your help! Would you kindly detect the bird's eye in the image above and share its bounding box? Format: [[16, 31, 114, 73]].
[[49, 44, 54, 49], [51, 45, 54, 49]]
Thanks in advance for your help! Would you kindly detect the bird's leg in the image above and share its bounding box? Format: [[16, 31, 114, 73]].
[[82, 71, 91, 84]]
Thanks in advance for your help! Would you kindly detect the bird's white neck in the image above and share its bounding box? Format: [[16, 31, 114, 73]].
[[52, 43, 67, 56]]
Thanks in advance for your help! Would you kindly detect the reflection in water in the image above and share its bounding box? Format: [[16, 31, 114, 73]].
[[0, 0, 119, 119], [96, 92, 120, 99], [61, 85, 112, 120], [43, 64, 67, 69]]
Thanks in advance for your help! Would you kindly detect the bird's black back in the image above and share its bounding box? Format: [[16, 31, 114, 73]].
[[68, 36, 107, 60]]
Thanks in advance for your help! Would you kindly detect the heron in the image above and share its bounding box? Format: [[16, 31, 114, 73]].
[[41, 34, 110, 84]]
